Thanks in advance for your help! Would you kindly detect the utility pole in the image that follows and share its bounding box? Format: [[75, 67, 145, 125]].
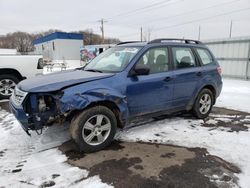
[[198, 25, 201, 40], [98, 18, 107, 43], [140, 27, 143, 42], [229, 20, 233, 38]]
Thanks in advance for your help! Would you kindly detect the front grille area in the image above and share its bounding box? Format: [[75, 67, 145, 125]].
[[11, 87, 28, 106]]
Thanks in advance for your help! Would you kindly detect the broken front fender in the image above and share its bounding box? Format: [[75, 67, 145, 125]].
[[58, 86, 129, 124]]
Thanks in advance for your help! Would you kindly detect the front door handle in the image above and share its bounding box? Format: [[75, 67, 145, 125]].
[[164, 76, 172, 82], [196, 72, 202, 76]]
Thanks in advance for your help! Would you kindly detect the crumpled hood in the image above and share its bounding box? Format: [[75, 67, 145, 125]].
[[18, 69, 114, 92]]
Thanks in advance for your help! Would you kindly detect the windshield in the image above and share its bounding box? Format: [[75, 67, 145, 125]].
[[84, 46, 141, 73]]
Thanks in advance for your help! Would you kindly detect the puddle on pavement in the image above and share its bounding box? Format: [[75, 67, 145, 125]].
[[59, 141, 240, 188]]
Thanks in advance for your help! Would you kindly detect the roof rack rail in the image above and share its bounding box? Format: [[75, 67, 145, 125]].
[[148, 38, 202, 44], [116, 41, 142, 45]]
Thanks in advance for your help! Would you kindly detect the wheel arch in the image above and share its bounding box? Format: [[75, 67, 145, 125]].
[[201, 85, 216, 104], [66, 100, 124, 128], [59, 87, 129, 128], [0, 68, 24, 81], [186, 84, 217, 111]]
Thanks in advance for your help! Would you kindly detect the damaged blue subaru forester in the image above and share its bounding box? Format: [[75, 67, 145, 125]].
[[10, 39, 222, 152]]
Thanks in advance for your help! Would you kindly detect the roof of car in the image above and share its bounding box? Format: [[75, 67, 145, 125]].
[[117, 38, 205, 48], [117, 42, 147, 47]]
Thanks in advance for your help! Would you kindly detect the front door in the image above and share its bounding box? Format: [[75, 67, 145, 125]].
[[126, 47, 174, 117]]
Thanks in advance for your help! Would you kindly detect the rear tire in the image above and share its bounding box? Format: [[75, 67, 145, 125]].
[[192, 89, 214, 119], [70, 106, 117, 153], [0, 74, 19, 100]]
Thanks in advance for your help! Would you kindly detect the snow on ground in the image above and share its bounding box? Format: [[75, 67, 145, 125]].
[[216, 78, 250, 113], [0, 78, 250, 187], [0, 109, 112, 188]]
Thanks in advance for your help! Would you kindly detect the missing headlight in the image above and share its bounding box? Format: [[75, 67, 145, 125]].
[[38, 95, 55, 112]]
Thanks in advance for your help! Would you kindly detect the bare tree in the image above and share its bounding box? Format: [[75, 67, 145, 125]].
[[0, 32, 35, 54], [12, 32, 35, 54], [0, 29, 121, 53], [73, 29, 120, 45]]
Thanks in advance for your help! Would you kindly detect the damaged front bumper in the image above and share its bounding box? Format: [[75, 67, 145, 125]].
[[9, 98, 35, 135], [9, 93, 59, 136]]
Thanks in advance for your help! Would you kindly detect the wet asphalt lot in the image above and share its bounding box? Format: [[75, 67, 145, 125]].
[[1, 100, 248, 188]]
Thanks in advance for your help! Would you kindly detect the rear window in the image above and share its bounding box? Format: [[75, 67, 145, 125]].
[[196, 48, 214, 65]]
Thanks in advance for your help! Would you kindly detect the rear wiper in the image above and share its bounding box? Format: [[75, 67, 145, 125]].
[[84, 69, 103, 73]]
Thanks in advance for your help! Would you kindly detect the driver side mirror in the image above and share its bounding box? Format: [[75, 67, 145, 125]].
[[128, 64, 150, 77]]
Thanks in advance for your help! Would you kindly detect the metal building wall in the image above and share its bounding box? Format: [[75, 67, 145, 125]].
[[34, 39, 83, 60], [204, 36, 250, 79]]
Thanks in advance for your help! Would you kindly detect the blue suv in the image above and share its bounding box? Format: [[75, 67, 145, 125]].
[[10, 39, 222, 152]]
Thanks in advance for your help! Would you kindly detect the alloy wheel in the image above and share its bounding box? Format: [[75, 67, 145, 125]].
[[0, 79, 16, 96], [199, 93, 212, 114], [82, 114, 111, 146]]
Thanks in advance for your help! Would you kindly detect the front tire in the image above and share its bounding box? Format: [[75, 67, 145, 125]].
[[192, 89, 214, 119], [70, 106, 117, 153], [0, 74, 19, 100]]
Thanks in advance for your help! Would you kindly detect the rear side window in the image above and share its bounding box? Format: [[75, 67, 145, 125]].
[[196, 48, 214, 65], [172, 47, 196, 69]]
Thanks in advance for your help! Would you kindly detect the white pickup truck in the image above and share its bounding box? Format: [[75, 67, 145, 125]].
[[0, 53, 43, 99]]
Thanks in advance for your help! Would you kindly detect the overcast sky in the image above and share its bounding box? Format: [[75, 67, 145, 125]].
[[0, 0, 250, 41]]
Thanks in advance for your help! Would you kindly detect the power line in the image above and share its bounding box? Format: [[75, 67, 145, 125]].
[[140, 27, 143, 42], [98, 19, 108, 43], [157, 7, 250, 31], [110, 0, 241, 37], [128, 0, 240, 27], [105, 0, 176, 21], [198, 25, 201, 40], [229, 20, 233, 38], [117, 6, 250, 38], [80, 0, 182, 29]]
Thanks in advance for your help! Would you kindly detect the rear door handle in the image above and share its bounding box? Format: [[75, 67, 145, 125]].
[[164, 76, 172, 82], [196, 72, 202, 76]]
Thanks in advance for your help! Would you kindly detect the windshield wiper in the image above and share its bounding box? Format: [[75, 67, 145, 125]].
[[84, 69, 103, 73]]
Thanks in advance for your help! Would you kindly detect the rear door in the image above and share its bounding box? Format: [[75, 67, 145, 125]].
[[170, 46, 202, 108]]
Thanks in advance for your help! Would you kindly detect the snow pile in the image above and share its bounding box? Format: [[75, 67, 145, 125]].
[[216, 78, 250, 113], [0, 109, 112, 188]]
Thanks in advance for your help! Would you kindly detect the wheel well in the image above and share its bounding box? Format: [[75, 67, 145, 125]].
[[88, 101, 123, 128], [68, 100, 124, 128], [202, 85, 216, 104], [0, 68, 24, 81]]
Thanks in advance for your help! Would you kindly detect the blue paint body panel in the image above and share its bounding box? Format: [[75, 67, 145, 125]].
[[18, 69, 114, 92], [10, 41, 223, 133], [9, 101, 30, 131]]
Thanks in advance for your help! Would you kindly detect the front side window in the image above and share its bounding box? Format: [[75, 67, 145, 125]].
[[84, 46, 141, 73], [137, 47, 169, 74], [196, 48, 213, 65], [172, 47, 196, 69]]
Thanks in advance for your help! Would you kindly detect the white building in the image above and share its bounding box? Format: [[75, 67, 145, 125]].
[[33, 32, 84, 71]]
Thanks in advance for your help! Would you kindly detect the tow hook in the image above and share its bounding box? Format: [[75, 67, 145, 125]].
[[35, 129, 43, 135], [25, 130, 31, 136], [25, 129, 43, 136]]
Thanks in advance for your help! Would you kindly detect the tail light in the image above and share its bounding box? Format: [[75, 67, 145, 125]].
[[217, 67, 222, 75]]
